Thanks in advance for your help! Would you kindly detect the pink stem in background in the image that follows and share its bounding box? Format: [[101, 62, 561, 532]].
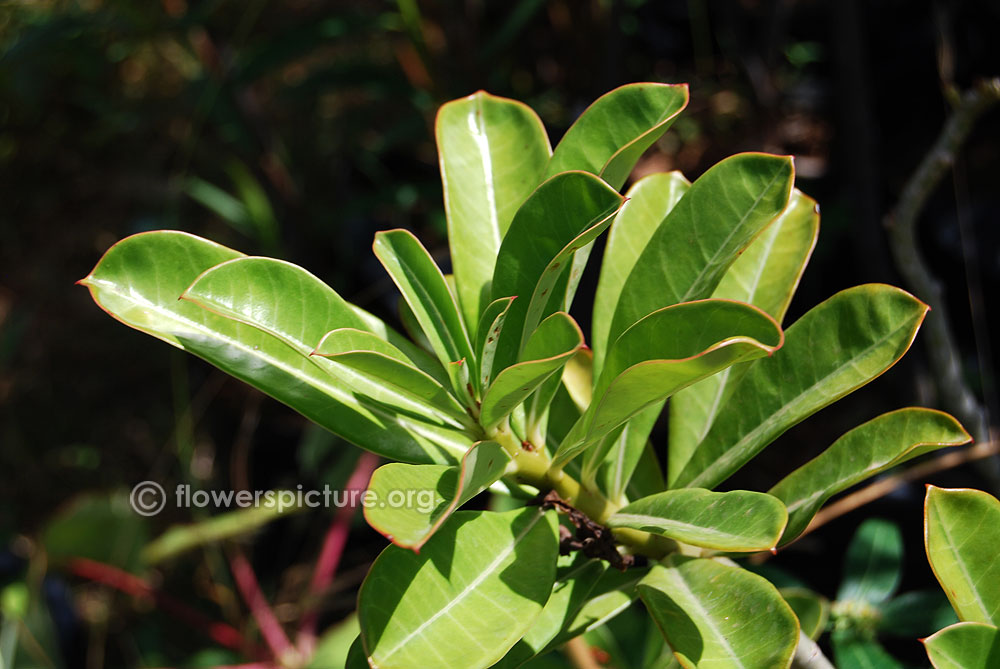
[[296, 451, 379, 655], [67, 557, 249, 653], [230, 551, 295, 663]]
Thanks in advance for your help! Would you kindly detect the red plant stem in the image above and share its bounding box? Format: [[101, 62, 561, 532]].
[[66, 557, 247, 652], [229, 551, 295, 662], [296, 451, 379, 655]]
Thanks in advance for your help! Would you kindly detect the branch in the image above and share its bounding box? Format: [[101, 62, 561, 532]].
[[885, 77, 1000, 451], [229, 551, 298, 665], [800, 439, 1000, 537], [792, 631, 835, 669], [66, 557, 248, 652], [296, 451, 379, 656]]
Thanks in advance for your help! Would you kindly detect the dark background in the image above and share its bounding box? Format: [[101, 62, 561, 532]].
[[2, 0, 998, 666]]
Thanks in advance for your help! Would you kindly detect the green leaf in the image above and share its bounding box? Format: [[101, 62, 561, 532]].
[[312, 328, 471, 428], [475, 296, 516, 390], [80, 231, 470, 464], [592, 171, 690, 371], [589, 403, 662, 502], [609, 489, 787, 552], [43, 493, 148, 573], [307, 614, 360, 669], [831, 630, 903, 669], [480, 312, 584, 431], [545, 83, 689, 190], [358, 508, 558, 669], [490, 172, 623, 374], [551, 567, 648, 651], [638, 556, 799, 669], [770, 409, 970, 543], [345, 636, 368, 669], [363, 441, 511, 550], [924, 622, 1000, 669], [668, 190, 819, 476], [180, 253, 471, 432], [494, 558, 608, 668], [143, 501, 302, 564], [373, 228, 476, 398], [779, 588, 829, 641], [672, 284, 930, 489], [436, 91, 552, 325], [555, 299, 783, 468], [925, 486, 1000, 625], [880, 590, 958, 638], [838, 518, 903, 605], [607, 153, 794, 348]]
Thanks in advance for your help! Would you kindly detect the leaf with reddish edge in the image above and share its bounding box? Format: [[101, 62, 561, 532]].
[[489, 171, 624, 377], [475, 296, 516, 392], [436, 91, 552, 327], [480, 312, 585, 431], [673, 284, 930, 490], [924, 622, 1000, 669], [79, 231, 469, 464], [770, 409, 970, 545], [373, 228, 476, 400], [668, 189, 820, 479], [363, 441, 511, 551], [554, 299, 783, 469], [311, 328, 472, 428], [545, 82, 690, 190], [925, 486, 1000, 625], [359, 508, 558, 669], [608, 488, 788, 552]]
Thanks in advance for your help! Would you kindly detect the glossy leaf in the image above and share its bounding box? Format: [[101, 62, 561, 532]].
[[545, 83, 689, 190], [880, 590, 957, 638], [673, 284, 929, 489], [668, 190, 819, 476], [358, 508, 558, 669], [312, 328, 471, 427], [607, 153, 794, 348], [475, 296, 516, 390], [480, 312, 584, 431], [555, 299, 783, 468], [838, 518, 903, 605], [437, 91, 552, 325], [638, 556, 799, 669], [590, 403, 662, 502], [550, 567, 648, 650], [924, 622, 1000, 669], [494, 557, 607, 668], [80, 231, 469, 464], [831, 630, 902, 669], [592, 171, 691, 370], [362, 441, 510, 551], [925, 486, 1000, 625], [181, 254, 468, 432], [779, 588, 829, 641], [490, 172, 623, 374], [771, 409, 970, 543], [373, 228, 475, 398], [609, 489, 787, 552]]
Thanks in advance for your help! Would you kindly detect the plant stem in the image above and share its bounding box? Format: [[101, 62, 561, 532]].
[[230, 551, 299, 666], [791, 631, 835, 669], [296, 451, 378, 657], [491, 419, 672, 558], [66, 557, 248, 653], [885, 77, 1000, 461]]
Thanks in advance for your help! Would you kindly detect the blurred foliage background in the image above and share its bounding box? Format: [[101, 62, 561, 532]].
[[1, 0, 999, 667]]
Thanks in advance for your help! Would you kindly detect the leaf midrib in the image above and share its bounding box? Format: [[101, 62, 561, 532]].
[[89, 278, 469, 459], [610, 512, 771, 548], [683, 313, 921, 488], [376, 509, 547, 662]]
